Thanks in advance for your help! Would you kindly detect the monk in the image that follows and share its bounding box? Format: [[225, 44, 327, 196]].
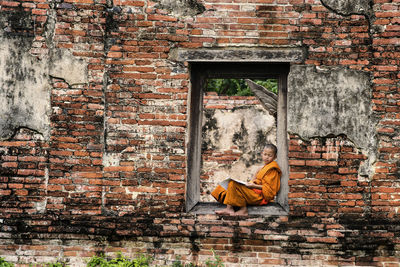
[[211, 144, 281, 217]]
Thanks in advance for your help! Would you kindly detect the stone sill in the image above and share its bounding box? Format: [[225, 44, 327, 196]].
[[190, 202, 288, 216]]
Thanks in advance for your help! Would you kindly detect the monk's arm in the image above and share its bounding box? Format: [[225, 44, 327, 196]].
[[246, 182, 262, 189], [260, 169, 281, 202]]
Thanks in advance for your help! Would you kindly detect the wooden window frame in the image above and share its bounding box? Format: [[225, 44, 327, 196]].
[[186, 62, 290, 215]]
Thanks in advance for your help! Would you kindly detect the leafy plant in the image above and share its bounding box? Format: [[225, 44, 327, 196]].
[[0, 250, 224, 267], [45, 262, 67, 267], [254, 79, 278, 94], [28, 260, 67, 267], [86, 254, 109, 267], [0, 257, 13, 267], [132, 254, 152, 267], [204, 250, 224, 267], [206, 78, 278, 96], [171, 256, 196, 267], [86, 252, 152, 267]]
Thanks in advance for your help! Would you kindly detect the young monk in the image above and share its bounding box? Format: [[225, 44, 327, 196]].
[[211, 144, 281, 216]]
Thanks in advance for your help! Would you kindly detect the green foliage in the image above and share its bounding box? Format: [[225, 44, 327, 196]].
[[171, 256, 195, 267], [204, 250, 224, 267], [132, 254, 152, 267], [205, 78, 277, 96], [29, 260, 68, 267], [0, 257, 13, 267], [86, 254, 109, 267], [44, 262, 67, 267], [86, 252, 152, 267], [0, 250, 224, 267], [253, 79, 278, 94], [171, 262, 195, 267], [205, 79, 251, 96], [171, 250, 223, 267]]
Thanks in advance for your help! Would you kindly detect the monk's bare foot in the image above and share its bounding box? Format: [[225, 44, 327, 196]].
[[215, 205, 235, 216], [234, 207, 248, 217], [215, 208, 234, 216]]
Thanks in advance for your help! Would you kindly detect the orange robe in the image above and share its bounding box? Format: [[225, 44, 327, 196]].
[[211, 161, 281, 207]]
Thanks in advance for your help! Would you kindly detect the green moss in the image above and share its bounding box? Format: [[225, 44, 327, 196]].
[[0, 257, 13, 267]]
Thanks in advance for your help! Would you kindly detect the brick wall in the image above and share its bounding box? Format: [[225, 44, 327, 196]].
[[0, 0, 399, 266]]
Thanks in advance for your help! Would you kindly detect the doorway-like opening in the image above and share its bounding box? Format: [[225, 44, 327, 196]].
[[186, 62, 289, 215]]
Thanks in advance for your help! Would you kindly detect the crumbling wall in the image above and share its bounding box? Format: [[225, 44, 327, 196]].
[[0, 43, 87, 140], [0, 0, 399, 266], [0, 8, 88, 141], [288, 66, 373, 149], [288, 65, 377, 178], [0, 25, 50, 140]]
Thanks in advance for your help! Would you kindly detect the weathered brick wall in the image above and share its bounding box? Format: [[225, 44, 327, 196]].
[[0, 0, 399, 266]]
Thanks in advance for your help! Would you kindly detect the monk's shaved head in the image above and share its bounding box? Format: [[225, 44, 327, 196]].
[[264, 144, 277, 156]]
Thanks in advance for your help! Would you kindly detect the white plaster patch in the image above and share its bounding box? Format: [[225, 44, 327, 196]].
[[49, 49, 88, 85], [206, 108, 275, 150], [34, 199, 47, 214], [288, 65, 373, 151], [0, 36, 51, 140], [36, 167, 49, 214], [103, 153, 121, 167]]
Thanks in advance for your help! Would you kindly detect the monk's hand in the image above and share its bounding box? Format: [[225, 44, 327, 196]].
[[246, 182, 262, 190]]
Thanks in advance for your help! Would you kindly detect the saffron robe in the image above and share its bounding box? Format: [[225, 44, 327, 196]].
[[211, 161, 281, 207]]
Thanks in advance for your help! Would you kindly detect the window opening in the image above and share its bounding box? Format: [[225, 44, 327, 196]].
[[201, 78, 278, 203], [186, 63, 289, 215]]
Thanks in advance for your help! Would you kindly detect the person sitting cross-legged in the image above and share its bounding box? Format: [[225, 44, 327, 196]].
[[211, 144, 281, 217]]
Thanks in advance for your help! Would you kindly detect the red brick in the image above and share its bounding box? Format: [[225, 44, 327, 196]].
[[306, 160, 338, 166]]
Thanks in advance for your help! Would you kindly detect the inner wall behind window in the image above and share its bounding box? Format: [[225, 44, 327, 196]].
[[200, 78, 278, 202]]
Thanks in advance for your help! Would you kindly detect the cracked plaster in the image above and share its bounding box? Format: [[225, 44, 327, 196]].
[[0, 35, 52, 140], [321, 0, 373, 17], [152, 0, 205, 17], [288, 65, 377, 177], [0, 14, 88, 140]]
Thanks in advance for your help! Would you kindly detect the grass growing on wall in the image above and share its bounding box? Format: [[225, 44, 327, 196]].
[[0, 251, 225, 267], [87, 252, 151, 267]]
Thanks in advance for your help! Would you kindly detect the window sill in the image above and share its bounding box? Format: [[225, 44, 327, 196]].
[[189, 202, 288, 216]]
